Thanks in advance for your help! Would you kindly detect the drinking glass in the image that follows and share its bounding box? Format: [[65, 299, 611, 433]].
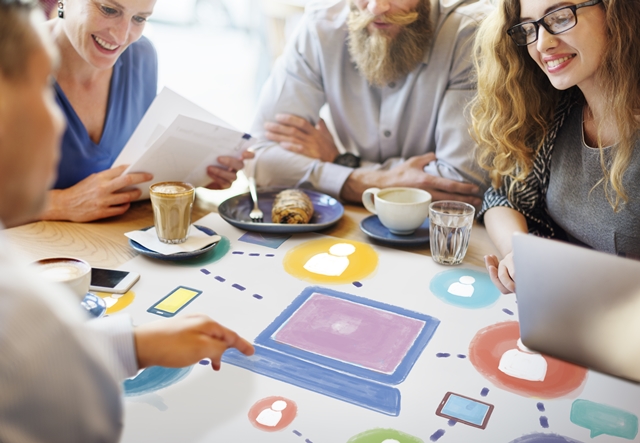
[[429, 201, 475, 265], [149, 182, 195, 244]]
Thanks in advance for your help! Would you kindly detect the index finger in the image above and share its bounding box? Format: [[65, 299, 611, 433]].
[[96, 164, 130, 180], [497, 263, 516, 293], [233, 336, 255, 356], [202, 321, 255, 356], [241, 150, 255, 160], [275, 114, 315, 134], [108, 171, 153, 193], [487, 261, 512, 294]]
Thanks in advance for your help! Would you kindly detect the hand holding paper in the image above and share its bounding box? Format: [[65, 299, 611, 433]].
[[113, 88, 254, 200]]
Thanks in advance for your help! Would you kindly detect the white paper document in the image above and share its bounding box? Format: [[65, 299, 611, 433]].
[[113, 87, 252, 200]]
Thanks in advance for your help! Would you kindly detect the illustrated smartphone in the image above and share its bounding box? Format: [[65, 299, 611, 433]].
[[147, 286, 203, 317], [90, 268, 140, 294], [435, 392, 494, 429]]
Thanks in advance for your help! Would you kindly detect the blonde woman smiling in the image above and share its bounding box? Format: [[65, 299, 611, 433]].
[[471, 0, 640, 292], [40, 0, 248, 222]]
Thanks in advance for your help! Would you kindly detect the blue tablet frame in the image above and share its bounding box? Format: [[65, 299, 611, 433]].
[[254, 286, 440, 385]]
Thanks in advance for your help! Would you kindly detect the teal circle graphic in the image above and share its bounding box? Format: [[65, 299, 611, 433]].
[[175, 235, 231, 267], [123, 365, 194, 396], [429, 269, 500, 309]]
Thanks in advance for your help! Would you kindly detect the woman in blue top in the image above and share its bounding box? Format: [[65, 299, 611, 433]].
[[40, 0, 247, 222]]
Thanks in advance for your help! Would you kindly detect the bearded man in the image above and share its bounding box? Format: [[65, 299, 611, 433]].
[[249, 0, 493, 205]]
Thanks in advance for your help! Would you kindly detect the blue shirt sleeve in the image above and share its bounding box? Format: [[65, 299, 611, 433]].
[[53, 36, 158, 190]]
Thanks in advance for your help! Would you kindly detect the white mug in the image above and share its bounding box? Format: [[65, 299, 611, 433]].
[[362, 187, 432, 235], [32, 257, 92, 301]]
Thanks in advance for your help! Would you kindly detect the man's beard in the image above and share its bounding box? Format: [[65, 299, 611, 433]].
[[347, 0, 432, 86]]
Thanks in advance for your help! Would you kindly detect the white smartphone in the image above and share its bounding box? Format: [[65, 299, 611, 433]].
[[90, 268, 140, 294]]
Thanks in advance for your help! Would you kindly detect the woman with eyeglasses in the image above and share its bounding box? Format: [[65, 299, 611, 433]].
[[37, 0, 248, 223], [470, 0, 640, 293]]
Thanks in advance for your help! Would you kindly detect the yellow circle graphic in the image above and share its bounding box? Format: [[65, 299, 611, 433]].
[[283, 238, 378, 284], [95, 290, 135, 314]]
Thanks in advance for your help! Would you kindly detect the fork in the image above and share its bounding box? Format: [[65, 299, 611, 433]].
[[248, 177, 264, 222]]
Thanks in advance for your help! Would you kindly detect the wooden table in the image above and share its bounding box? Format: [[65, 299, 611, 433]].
[[6, 195, 640, 443], [4, 196, 497, 268]]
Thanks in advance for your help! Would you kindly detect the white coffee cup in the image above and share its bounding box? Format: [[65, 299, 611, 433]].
[[362, 187, 432, 235], [33, 257, 92, 301]]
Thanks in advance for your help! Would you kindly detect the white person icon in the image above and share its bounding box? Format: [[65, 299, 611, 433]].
[[447, 276, 476, 297], [498, 338, 548, 382], [256, 400, 288, 427], [303, 243, 356, 277]]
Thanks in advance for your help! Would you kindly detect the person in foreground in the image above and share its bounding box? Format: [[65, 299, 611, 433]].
[[38, 0, 248, 223], [471, 0, 640, 293], [0, 2, 254, 441], [249, 0, 492, 204]]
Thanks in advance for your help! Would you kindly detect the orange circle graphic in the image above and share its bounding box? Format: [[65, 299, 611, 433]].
[[95, 290, 135, 314], [469, 321, 588, 399], [248, 396, 297, 432]]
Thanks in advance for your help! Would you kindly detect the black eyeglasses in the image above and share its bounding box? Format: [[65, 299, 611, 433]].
[[507, 0, 603, 46]]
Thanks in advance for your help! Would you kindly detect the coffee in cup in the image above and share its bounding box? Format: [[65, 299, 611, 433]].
[[149, 181, 195, 244], [33, 257, 92, 300], [362, 187, 432, 235]]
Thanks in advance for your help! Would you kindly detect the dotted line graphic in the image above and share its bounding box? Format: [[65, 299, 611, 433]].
[[292, 429, 313, 443], [198, 271, 265, 300], [232, 251, 275, 257], [435, 353, 467, 359], [537, 402, 549, 428]]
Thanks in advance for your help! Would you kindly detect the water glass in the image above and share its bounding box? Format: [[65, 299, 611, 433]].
[[429, 201, 475, 265]]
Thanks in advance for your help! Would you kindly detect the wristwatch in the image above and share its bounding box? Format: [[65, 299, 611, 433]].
[[333, 152, 361, 168]]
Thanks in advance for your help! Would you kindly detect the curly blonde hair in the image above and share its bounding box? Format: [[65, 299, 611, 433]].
[[470, 0, 640, 210]]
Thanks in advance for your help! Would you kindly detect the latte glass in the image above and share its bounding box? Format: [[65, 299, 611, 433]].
[[150, 181, 195, 244]]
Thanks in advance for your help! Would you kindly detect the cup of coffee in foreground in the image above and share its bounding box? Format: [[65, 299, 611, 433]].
[[362, 187, 432, 235], [149, 181, 195, 244], [429, 201, 475, 265], [33, 257, 92, 300]]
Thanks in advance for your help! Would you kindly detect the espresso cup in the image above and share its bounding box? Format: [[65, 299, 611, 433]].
[[150, 181, 195, 244], [33, 257, 92, 301], [362, 187, 432, 235]]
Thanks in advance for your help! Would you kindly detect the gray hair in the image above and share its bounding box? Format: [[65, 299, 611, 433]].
[[0, 0, 40, 79]]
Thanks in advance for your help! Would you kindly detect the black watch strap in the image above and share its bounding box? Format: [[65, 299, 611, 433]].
[[333, 152, 361, 168]]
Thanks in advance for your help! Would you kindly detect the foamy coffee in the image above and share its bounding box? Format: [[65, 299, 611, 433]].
[[33, 257, 92, 300], [149, 181, 195, 244]]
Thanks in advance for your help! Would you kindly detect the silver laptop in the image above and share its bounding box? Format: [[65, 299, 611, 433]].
[[513, 234, 640, 382]]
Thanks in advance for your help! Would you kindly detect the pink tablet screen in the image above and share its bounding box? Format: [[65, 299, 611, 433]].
[[273, 293, 425, 374]]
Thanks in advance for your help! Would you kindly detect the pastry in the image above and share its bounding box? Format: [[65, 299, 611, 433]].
[[271, 189, 314, 224]]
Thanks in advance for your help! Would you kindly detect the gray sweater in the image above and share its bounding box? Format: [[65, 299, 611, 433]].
[[547, 104, 640, 258], [480, 92, 640, 259]]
